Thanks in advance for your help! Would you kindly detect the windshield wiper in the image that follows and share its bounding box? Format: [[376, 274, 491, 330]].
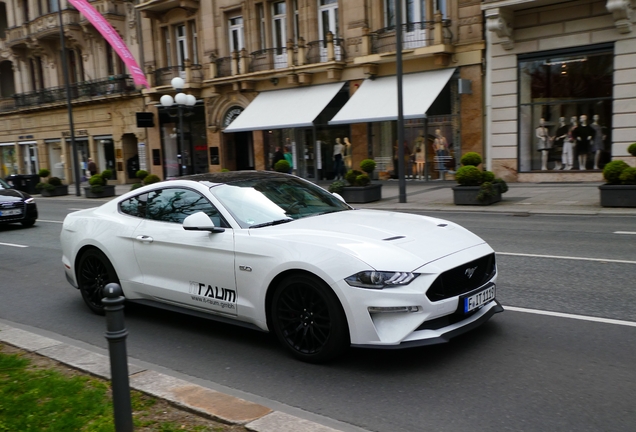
[[249, 218, 294, 229]]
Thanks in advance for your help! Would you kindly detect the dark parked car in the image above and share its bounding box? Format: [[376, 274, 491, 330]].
[[0, 178, 38, 227]]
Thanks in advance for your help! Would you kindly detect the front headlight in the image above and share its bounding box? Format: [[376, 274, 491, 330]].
[[25, 197, 35, 204], [345, 271, 419, 289]]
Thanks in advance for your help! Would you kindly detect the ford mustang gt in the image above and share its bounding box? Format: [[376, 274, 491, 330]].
[[61, 171, 502, 362]]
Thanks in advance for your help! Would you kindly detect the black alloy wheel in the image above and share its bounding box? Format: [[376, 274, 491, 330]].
[[21, 218, 36, 227], [271, 274, 349, 363], [77, 249, 120, 315]]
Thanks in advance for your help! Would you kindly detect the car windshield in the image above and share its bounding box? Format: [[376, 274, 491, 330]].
[[210, 177, 351, 228]]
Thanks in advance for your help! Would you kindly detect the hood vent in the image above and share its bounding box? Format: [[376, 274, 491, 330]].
[[383, 236, 405, 241]]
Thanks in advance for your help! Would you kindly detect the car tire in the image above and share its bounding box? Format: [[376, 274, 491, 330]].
[[77, 249, 121, 315], [21, 219, 36, 227], [271, 274, 350, 363]]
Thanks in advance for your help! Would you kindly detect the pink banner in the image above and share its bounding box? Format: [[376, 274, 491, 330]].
[[67, 0, 149, 88]]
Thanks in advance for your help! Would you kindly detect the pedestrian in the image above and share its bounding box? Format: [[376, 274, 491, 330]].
[[87, 158, 97, 176], [284, 146, 293, 173]]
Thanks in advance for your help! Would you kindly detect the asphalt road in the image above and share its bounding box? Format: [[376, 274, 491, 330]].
[[1, 199, 635, 432]]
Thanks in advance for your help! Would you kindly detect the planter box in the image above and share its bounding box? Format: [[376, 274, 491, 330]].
[[40, 185, 68, 197], [452, 185, 502, 206], [84, 185, 116, 199], [599, 184, 636, 207], [340, 184, 382, 203]]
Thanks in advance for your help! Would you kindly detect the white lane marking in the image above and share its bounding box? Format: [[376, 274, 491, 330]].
[[36, 220, 63, 224], [0, 242, 28, 248], [504, 306, 636, 328], [497, 252, 636, 265], [614, 231, 636, 235]]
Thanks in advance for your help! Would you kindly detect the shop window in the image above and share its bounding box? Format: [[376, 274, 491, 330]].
[[518, 45, 613, 172]]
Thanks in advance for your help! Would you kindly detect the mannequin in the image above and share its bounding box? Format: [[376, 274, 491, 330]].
[[553, 117, 568, 170], [333, 138, 344, 180], [343, 137, 352, 170], [563, 116, 577, 170], [535, 118, 553, 170], [590, 115, 605, 170], [414, 131, 426, 180], [573, 114, 595, 170], [433, 129, 448, 173]]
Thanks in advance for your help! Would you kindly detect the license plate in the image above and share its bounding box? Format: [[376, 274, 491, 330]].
[[463, 285, 496, 313], [0, 209, 21, 216]]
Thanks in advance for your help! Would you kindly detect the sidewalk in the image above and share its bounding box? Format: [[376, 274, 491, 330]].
[[58, 179, 636, 216]]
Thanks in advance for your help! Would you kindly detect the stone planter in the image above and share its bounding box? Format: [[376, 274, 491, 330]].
[[84, 185, 116, 199], [40, 185, 68, 197], [340, 184, 382, 203], [599, 184, 636, 207], [452, 185, 502, 206]]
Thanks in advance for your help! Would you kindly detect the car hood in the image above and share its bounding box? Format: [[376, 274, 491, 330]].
[[258, 209, 488, 271], [0, 188, 29, 202]]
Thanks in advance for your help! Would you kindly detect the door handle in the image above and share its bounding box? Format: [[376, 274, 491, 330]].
[[136, 235, 153, 243]]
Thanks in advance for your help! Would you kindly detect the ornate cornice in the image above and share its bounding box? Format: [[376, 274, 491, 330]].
[[485, 7, 514, 50], [606, 0, 634, 33]]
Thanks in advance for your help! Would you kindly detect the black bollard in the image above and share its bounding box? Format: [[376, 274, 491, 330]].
[[103, 283, 133, 432]]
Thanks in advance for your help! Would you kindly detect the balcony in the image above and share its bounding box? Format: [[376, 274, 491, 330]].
[[9, 75, 137, 111], [249, 48, 291, 72], [371, 20, 452, 54], [6, 9, 80, 47], [153, 64, 203, 87], [136, 0, 199, 14], [306, 38, 345, 64]]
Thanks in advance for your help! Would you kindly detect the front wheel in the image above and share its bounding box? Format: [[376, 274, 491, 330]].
[[271, 274, 349, 363], [21, 219, 36, 227], [77, 249, 120, 315]]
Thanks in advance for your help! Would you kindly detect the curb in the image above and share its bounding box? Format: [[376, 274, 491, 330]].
[[0, 323, 345, 432]]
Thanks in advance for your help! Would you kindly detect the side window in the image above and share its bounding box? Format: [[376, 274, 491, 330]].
[[145, 188, 226, 227], [119, 193, 148, 218]]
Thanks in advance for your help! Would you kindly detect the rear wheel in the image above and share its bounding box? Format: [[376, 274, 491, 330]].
[[77, 249, 120, 315], [271, 274, 349, 363]]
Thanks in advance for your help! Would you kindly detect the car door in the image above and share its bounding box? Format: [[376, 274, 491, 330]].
[[131, 187, 238, 317]]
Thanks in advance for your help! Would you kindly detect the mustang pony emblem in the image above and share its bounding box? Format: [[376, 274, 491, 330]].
[[465, 266, 478, 279]]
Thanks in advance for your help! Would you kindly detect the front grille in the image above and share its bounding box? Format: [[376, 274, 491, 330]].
[[426, 253, 496, 302], [0, 201, 26, 222]]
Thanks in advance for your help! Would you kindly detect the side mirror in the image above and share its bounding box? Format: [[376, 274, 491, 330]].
[[183, 212, 225, 233]]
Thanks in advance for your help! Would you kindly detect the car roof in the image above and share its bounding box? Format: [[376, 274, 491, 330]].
[[179, 171, 294, 185]]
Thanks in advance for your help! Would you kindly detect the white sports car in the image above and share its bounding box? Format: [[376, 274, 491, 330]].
[[61, 171, 502, 362]]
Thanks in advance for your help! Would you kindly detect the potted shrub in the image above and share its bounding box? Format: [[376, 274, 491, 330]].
[[35, 169, 68, 197], [130, 169, 149, 191], [599, 160, 636, 207], [274, 160, 291, 173], [84, 170, 116, 198], [452, 152, 508, 205], [330, 159, 382, 203]]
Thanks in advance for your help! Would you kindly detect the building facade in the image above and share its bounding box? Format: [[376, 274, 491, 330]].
[[483, 0, 636, 182], [138, 0, 486, 182], [0, 0, 146, 185]]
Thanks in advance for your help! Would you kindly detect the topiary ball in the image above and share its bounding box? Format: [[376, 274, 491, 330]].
[[143, 174, 161, 185], [460, 152, 483, 167], [38, 169, 50, 178], [274, 160, 291, 173], [355, 174, 371, 186], [619, 166, 636, 185], [89, 174, 105, 186], [345, 169, 362, 186], [603, 160, 629, 184], [482, 170, 495, 183], [328, 180, 346, 194], [136, 170, 149, 180], [359, 159, 376, 174], [101, 169, 113, 180], [628, 143, 636, 157], [455, 165, 483, 186], [48, 176, 62, 186]]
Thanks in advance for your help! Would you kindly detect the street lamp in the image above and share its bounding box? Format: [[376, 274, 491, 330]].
[[159, 77, 196, 176]]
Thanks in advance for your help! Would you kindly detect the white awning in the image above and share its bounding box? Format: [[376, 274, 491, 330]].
[[329, 68, 456, 125], [224, 82, 345, 133]]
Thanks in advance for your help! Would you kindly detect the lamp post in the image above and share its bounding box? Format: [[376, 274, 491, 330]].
[[159, 77, 196, 177]]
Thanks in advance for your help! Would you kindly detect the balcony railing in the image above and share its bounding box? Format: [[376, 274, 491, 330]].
[[10, 75, 136, 110], [215, 57, 232, 78], [153, 64, 203, 86], [305, 38, 346, 64], [249, 48, 290, 72], [371, 20, 452, 54]]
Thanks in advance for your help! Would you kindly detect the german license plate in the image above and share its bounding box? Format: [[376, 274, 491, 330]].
[[0, 209, 21, 216], [463, 285, 496, 313]]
